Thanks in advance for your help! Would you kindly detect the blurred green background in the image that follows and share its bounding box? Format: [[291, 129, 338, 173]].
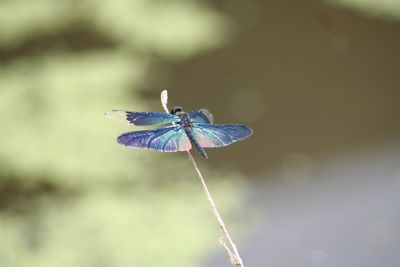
[[0, 1, 399, 267]]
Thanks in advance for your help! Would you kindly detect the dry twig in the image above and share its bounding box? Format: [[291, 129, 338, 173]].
[[160, 90, 245, 267]]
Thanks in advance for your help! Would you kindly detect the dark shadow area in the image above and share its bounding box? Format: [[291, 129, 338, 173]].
[[162, 0, 400, 174], [0, 175, 75, 215], [0, 22, 117, 63]]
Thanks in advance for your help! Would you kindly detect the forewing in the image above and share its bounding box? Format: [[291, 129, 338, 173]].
[[117, 125, 192, 152], [191, 124, 252, 147], [188, 109, 214, 124], [106, 110, 180, 125]]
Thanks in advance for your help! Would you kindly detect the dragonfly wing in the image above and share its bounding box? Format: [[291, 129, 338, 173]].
[[191, 124, 252, 147], [187, 109, 214, 124], [117, 125, 192, 152], [106, 110, 180, 125]]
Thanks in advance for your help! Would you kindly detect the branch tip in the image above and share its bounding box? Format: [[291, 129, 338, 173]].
[[161, 90, 168, 106]]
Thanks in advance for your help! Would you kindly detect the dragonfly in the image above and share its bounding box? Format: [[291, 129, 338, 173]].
[[106, 106, 253, 159]]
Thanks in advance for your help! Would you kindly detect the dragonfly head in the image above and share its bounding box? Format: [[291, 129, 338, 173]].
[[171, 106, 184, 115]]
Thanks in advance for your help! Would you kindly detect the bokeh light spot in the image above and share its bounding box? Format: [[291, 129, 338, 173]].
[[364, 217, 396, 247], [332, 34, 348, 52], [395, 167, 400, 189], [310, 249, 327, 266], [279, 153, 314, 185], [230, 88, 265, 123], [223, 0, 260, 31]]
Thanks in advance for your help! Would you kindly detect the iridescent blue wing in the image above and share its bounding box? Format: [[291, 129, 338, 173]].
[[106, 110, 180, 125], [187, 109, 214, 124], [117, 125, 192, 152], [190, 124, 252, 147]]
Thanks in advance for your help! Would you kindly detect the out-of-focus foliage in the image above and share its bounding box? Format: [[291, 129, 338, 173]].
[[0, 52, 147, 184], [0, 0, 231, 58], [325, 0, 400, 20], [0, 1, 242, 267], [0, 179, 241, 267]]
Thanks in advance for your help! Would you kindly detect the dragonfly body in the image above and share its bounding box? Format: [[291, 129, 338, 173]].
[[106, 106, 252, 159], [175, 110, 192, 128], [173, 108, 208, 158]]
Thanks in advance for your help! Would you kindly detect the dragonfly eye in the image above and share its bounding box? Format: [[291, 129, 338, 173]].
[[171, 106, 183, 114]]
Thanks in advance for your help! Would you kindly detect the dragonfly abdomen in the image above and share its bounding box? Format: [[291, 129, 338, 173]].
[[185, 128, 208, 159]]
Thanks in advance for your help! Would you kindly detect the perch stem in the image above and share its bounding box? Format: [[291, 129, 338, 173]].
[[160, 90, 244, 267]]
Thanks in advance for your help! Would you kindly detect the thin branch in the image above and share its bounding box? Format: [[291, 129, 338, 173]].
[[160, 90, 245, 267]]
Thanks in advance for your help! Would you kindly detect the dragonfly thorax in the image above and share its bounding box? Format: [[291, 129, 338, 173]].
[[178, 113, 192, 128], [171, 106, 191, 127]]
